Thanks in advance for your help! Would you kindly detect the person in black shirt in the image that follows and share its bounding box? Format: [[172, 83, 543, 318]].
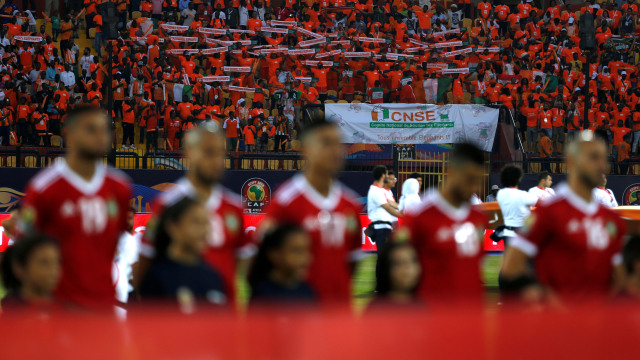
[[249, 224, 315, 304], [140, 197, 227, 310]]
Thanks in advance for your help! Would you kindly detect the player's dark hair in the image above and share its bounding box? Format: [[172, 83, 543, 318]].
[[64, 104, 105, 128], [0, 234, 58, 294], [372, 165, 388, 181], [538, 171, 551, 182], [375, 242, 420, 295], [409, 172, 421, 179], [449, 142, 485, 167], [300, 119, 337, 140], [153, 197, 202, 261], [500, 165, 523, 188], [623, 236, 640, 274], [387, 170, 395, 177], [248, 224, 307, 291]]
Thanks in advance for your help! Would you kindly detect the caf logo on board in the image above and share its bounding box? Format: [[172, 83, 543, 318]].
[[241, 178, 271, 214], [622, 184, 640, 205]]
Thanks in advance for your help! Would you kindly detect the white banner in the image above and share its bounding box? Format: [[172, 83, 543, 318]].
[[325, 103, 499, 150]]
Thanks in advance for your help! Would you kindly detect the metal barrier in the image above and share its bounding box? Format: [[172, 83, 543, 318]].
[[397, 151, 491, 201], [0, 147, 42, 167]]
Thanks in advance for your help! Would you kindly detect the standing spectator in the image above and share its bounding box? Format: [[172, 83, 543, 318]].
[[496, 165, 538, 246], [485, 185, 500, 202], [166, 110, 181, 150], [398, 178, 421, 213], [273, 112, 289, 153], [112, 73, 126, 119], [144, 101, 159, 153], [223, 111, 240, 151], [20, 106, 132, 309], [255, 115, 270, 152], [33, 107, 50, 147], [367, 165, 402, 254], [243, 119, 256, 152], [121, 100, 136, 149], [0, 102, 12, 146], [539, 132, 553, 172], [617, 134, 631, 175]]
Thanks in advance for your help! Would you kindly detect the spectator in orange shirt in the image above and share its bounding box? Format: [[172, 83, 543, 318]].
[[33, 107, 50, 147], [243, 121, 256, 152], [616, 134, 631, 175], [522, 99, 539, 153], [121, 100, 136, 149], [539, 133, 553, 172], [223, 111, 240, 151]]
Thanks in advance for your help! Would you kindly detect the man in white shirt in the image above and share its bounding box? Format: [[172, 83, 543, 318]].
[[594, 174, 618, 207], [60, 65, 76, 90], [367, 166, 403, 253], [497, 165, 539, 240], [528, 171, 555, 201]]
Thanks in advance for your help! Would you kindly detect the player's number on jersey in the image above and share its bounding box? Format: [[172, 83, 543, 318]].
[[584, 218, 610, 250], [453, 222, 480, 257], [78, 197, 107, 234], [208, 216, 225, 248]]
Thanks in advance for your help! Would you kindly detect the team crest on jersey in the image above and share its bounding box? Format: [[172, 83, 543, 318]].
[[346, 214, 358, 233], [241, 178, 271, 214], [606, 221, 618, 237], [225, 213, 239, 234], [107, 199, 119, 218], [622, 184, 640, 205], [21, 205, 36, 225]]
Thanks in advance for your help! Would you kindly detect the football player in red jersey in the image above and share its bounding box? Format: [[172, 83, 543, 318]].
[[138, 121, 254, 301], [20, 105, 132, 310], [398, 143, 488, 306], [262, 120, 363, 304], [502, 131, 626, 304]]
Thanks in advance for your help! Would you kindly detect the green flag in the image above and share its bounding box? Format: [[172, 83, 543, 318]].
[[437, 77, 453, 103], [544, 75, 559, 94], [182, 85, 193, 101]]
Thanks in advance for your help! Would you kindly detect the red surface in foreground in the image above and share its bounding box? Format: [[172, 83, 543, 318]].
[[1, 304, 639, 360]]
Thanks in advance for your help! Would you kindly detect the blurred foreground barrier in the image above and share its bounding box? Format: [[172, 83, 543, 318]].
[[1, 304, 639, 360]]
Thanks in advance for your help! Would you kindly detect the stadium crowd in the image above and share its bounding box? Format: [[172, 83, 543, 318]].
[[0, 0, 639, 161]]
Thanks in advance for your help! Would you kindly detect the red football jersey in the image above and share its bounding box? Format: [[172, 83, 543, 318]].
[[140, 178, 253, 299], [22, 160, 132, 309], [512, 184, 625, 300], [265, 175, 363, 303], [403, 192, 488, 304]]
